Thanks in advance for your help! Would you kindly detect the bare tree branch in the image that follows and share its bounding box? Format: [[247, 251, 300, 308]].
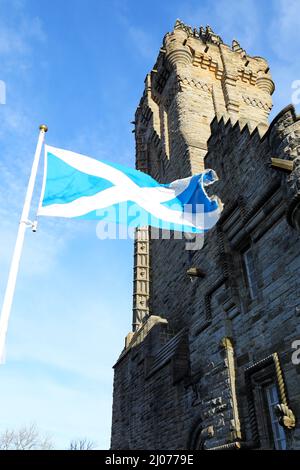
[[0, 423, 53, 450], [69, 438, 96, 450]]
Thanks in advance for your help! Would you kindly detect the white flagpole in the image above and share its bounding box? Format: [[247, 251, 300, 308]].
[[0, 124, 48, 363]]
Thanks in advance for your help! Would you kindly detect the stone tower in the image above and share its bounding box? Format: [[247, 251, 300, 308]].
[[111, 21, 300, 450], [132, 20, 274, 334]]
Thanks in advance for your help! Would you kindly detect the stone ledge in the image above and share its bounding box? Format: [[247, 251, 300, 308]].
[[113, 315, 168, 368]]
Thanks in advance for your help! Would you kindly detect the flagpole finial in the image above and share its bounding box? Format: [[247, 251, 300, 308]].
[[39, 124, 48, 133]]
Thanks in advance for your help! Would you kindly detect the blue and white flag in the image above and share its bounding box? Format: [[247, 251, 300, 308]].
[[38, 145, 222, 233]]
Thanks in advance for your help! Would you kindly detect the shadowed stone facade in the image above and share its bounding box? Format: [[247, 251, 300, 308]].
[[111, 21, 300, 450]]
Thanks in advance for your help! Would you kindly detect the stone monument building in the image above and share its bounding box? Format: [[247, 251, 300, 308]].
[[110, 21, 300, 450]]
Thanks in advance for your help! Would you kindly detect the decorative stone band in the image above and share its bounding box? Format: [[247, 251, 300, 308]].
[[158, 74, 212, 110], [192, 53, 223, 79], [179, 76, 212, 93], [242, 95, 272, 111], [206, 440, 259, 450], [207, 441, 242, 450], [238, 69, 256, 86]]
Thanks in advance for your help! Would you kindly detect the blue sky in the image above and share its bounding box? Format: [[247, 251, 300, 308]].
[[0, 0, 299, 449]]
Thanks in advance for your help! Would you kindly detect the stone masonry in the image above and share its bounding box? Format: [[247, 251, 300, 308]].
[[111, 21, 300, 450]]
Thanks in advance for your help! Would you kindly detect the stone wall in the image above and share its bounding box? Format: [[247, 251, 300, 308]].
[[111, 21, 300, 450]]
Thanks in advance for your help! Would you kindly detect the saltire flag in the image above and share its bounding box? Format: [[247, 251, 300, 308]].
[[38, 145, 222, 233]]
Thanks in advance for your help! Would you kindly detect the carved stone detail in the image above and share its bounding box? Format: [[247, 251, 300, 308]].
[[245, 353, 296, 447], [132, 227, 151, 331], [256, 75, 275, 94], [179, 76, 212, 93], [242, 95, 272, 111], [275, 404, 296, 430], [164, 28, 193, 69], [174, 19, 223, 45], [220, 337, 242, 440]]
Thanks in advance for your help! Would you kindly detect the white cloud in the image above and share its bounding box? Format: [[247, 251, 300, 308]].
[[113, 1, 157, 61], [0, 18, 45, 57], [65, 119, 134, 167], [0, 0, 46, 78], [128, 25, 157, 60], [269, 0, 300, 61], [0, 107, 32, 137], [176, 0, 261, 52], [267, 0, 300, 115]]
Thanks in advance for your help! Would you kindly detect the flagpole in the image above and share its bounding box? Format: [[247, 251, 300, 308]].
[[0, 124, 48, 363]]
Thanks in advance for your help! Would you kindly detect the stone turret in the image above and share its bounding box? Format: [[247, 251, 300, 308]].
[[149, 20, 274, 169], [268, 105, 300, 230]]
